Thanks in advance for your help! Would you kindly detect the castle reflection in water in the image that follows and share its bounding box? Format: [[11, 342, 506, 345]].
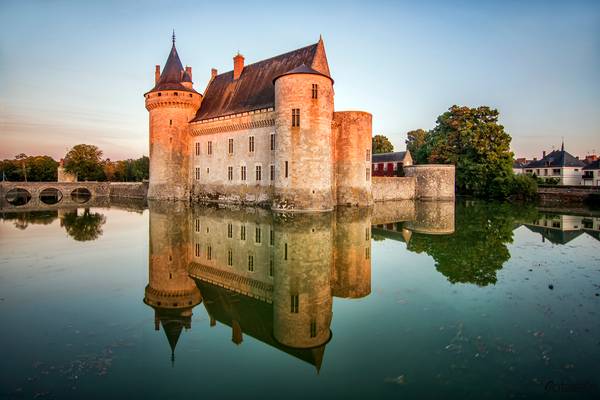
[[143, 200, 455, 371]]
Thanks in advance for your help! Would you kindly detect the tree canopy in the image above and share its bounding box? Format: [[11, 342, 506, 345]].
[[414, 105, 536, 198], [372, 134, 394, 154], [405, 129, 428, 163], [64, 144, 105, 181], [1, 155, 58, 182]]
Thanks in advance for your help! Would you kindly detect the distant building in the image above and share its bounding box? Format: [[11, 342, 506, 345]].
[[57, 159, 77, 183], [519, 142, 585, 185], [512, 157, 531, 175], [582, 159, 600, 186], [372, 151, 412, 177]]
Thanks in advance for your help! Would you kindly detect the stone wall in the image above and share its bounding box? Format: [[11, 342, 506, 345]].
[[404, 165, 455, 200], [109, 182, 149, 199], [189, 110, 276, 206], [372, 176, 416, 202]]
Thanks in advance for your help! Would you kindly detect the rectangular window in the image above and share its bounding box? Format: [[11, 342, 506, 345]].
[[256, 165, 262, 181], [207, 141, 213, 155], [195, 167, 200, 180], [270, 229, 274, 246], [290, 295, 299, 313], [228, 166, 233, 181], [195, 142, 200, 156], [365, 227, 370, 241], [249, 136, 255, 153], [270, 165, 275, 181], [270, 134, 275, 151], [365, 247, 370, 260], [310, 320, 317, 338], [195, 219, 200, 233], [553, 169, 561, 175], [227, 223, 233, 238], [241, 166, 247, 181], [227, 249, 233, 266], [248, 254, 254, 271], [269, 259, 274, 277], [240, 225, 246, 240], [206, 245, 212, 261], [195, 243, 200, 257], [312, 84, 318, 99], [255, 227, 261, 243], [284, 243, 288, 260], [228, 138, 234, 154], [292, 108, 300, 127], [285, 161, 289, 178], [366, 149, 370, 161], [366, 168, 370, 181]]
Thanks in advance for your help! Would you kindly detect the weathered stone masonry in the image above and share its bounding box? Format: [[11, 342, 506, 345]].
[[145, 36, 454, 211]]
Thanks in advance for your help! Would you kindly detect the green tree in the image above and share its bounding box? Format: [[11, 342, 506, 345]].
[[27, 156, 58, 181], [405, 129, 429, 163], [419, 105, 516, 198], [372, 134, 394, 154], [64, 144, 105, 181]]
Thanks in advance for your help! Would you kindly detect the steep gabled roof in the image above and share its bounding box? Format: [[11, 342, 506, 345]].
[[192, 39, 331, 122], [372, 151, 409, 163], [147, 43, 199, 94], [526, 148, 585, 168]]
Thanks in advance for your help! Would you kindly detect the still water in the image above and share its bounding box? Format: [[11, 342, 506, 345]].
[[0, 200, 599, 399]]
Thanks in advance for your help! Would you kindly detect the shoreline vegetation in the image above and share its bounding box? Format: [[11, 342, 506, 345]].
[[1, 144, 149, 183]]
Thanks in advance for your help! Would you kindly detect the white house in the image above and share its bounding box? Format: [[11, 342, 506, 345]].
[[521, 143, 585, 185]]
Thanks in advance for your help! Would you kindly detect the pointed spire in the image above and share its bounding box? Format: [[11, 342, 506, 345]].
[[172, 29, 176, 47], [561, 138, 565, 152]]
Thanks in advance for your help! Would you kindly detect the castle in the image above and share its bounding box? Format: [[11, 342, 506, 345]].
[[145, 35, 373, 211]]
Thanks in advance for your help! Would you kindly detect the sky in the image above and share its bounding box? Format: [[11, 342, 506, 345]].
[[0, 0, 598, 161]]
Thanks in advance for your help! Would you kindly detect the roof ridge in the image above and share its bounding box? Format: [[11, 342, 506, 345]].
[[213, 42, 319, 78]]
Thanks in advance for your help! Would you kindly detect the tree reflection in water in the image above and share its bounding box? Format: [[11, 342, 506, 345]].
[[1, 210, 58, 230], [60, 208, 107, 241], [406, 201, 538, 286]]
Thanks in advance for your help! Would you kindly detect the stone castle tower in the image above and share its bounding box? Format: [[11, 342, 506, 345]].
[[145, 35, 372, 210], [144, 34, 202, 200]]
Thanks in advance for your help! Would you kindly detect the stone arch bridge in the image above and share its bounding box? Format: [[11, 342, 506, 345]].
[[0, 182, 110, 211]]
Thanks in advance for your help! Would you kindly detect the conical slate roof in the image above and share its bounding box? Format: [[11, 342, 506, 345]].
[[147, 43, 198, 94]]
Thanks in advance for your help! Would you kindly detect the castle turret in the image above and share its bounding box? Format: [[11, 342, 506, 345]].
[[272, 38, 335, 211], [333, 111, 373, 206], [145, 34, 202, 200]]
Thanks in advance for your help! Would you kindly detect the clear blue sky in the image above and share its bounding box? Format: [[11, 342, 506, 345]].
[[0, 0, 598, 160]]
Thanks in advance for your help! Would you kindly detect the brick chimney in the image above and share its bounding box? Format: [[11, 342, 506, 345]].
[[543, 150, 546, 158], [211, 68, 218, 78], [185, 66, 192, 81], [155, 65, 161, 84], [233, 53, 244, 80]]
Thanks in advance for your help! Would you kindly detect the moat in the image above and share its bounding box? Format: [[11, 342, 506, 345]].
[[1, 201, 599, 399]]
